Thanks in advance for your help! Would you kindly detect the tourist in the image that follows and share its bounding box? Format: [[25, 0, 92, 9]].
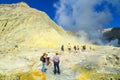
[[68, 43, 71, 53], [40, 53, 47, 72], [53, 53, 60, 74], [61, 45, 64, 52]]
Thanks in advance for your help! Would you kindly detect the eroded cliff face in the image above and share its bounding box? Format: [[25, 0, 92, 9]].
[[0, 2, 78, 52]]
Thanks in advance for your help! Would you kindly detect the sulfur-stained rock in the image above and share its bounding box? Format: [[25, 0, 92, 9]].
[[20, 71, 46, 80], [0, 2, 78, 53]]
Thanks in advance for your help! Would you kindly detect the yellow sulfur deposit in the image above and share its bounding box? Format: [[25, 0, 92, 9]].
[[78, 73, 91, 80], [20, 70, 46, 80]]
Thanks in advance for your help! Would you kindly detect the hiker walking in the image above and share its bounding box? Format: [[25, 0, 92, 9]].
[[61, 45, 64, 53], [40, 53, 47, 72], [68, 43, 71, 53], [46, 54, 50, 66], [73, 45, 77, 53], [53, 53, 60, 75], [82, 45, 86, 51], [77, 45, 80, 53]]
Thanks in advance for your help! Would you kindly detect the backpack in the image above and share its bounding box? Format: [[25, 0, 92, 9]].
[[40, 56, 44, 61]]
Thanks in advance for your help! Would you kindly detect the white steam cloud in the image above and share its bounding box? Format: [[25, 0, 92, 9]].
[[54, 0, 120, 45]]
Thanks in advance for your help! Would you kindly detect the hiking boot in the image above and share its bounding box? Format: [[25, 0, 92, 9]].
[[44, 69, 47, 72], [58, 72, 60, 75]]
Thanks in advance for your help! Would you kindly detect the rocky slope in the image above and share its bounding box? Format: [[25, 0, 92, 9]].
[[0, 45, 120, 80], [0, 2, 120, 80], [102, 28, 120, 44], [0, 2, 78, 53]]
